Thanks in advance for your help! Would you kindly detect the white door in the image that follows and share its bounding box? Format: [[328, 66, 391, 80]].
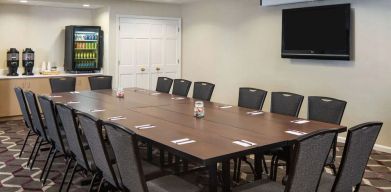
[[117, 16, 181, 90]]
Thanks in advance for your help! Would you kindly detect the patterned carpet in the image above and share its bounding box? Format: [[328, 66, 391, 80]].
[[1, 120, 391, 191]]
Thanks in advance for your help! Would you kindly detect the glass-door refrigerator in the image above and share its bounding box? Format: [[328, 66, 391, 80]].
[[64, 26, 103, 73]]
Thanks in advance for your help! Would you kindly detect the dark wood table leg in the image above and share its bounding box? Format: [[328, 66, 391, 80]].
[[147, 143, 153, 161], [159, 149, 165, 167], [254, 153, 263, 180], [222, 160, 231, 192], [208, 162, 218, 192]]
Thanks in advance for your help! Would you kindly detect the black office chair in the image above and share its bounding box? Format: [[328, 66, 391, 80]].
[[24, 91, 50, 170], [49, 77, 76, 93], [104, 121, 201, 192], [193, 82, 215, 101], [238, 87, 267, 110], [308, 96, 347, 174], [78, 113, 161, 191], [14, 87, 37, 158], [156, 77, 173, 93], [89, 75, 113, 90], [234, 87, 268, 181], [38, 96, 71, 185], [172, 79, 192, 97], [271, 92, 304, 117], [270, 96, 347, 179], [318, 122, 383, 192], [56, 103, 97, 191], [233, 129, 338, 192]]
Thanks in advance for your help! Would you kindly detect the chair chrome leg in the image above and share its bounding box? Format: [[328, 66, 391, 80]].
[[40, 145, 54, 181], [262, 156, 269, 174], [236, 158, 242, 182], [97, 178, 105, 192], [59, 159, 73, 191], [88, 173, 98, 192], [29, 138, 43, 170], [26, 137, 39, 167], [42, 150, 57, 185], [66, 163, 79, 192], [19, 130, 32, 158]]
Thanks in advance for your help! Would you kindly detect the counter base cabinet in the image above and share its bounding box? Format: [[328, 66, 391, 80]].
[[0, 76, 92, 118]]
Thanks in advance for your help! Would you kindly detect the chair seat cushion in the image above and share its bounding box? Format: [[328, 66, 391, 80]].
[[233, 179, 285, 192], [318, 173, 336, 192], [147, 175, 201, 192]]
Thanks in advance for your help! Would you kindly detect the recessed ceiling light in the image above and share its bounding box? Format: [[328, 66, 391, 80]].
[[83, 4, 90, 7], [19, 0, 28, 3]]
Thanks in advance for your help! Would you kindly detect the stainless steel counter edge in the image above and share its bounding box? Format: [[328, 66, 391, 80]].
[[0, 73, 103, 80]]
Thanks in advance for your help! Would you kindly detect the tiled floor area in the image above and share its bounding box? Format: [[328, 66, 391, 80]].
[[1, 120, 391, 191]]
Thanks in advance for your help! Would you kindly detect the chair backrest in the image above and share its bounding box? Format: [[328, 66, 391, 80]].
[[104, 122, 148, 192], [38, 96, 67, 154], [56, 103, 91, 170], [238, 87, 267, 110], [285, 129, 337, 192], [308, 96, 347, 125], [89, 75, 113, 90], [49, 77, 76, 93], [271, 92, 304, 117], [172, 79, 192, 97], [24, 91, 48, 141], [193, 82, 215, 101], [156, 77, 173, 93], [77, 112, 120, 188], [14, 87, 34, 132], [332, 122, 383, 192]]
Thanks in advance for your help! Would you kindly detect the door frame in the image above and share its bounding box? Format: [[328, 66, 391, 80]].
[[115, 15, 182, 89]]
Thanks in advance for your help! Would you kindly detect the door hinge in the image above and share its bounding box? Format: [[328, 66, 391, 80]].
[[177, 59, 180, 64], [178, 28, 180, 32], [118, 60, 120, 65], [119, 25, 121, 31]]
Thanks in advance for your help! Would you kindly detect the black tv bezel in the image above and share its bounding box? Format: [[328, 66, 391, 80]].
[[281, 4, 351, 61]]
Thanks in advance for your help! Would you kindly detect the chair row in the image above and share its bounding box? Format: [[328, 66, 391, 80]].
[[15, 87, 201, 192], [49, 75, 112, 93]]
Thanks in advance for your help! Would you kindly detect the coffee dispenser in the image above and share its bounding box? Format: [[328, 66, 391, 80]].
[[22, 48, 34, 76], [7, 48, 19, 76]]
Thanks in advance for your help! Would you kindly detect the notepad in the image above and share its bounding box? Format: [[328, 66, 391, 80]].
[[246, 111, 263, 115], [177, 140, 196, 145], [67, 101, 80, 104], [151, 93, 161, 96], [219, 105, 233, 109], [49, 95, 62, 98], [70, 91, 80, 94], [291, 120, 310, 124], [90, 109, 105, 113], [171, 97, 185, 100], [285, 130, 307, 136], [233, 141, 252, 147], [171, 138, 190, 144], [135, 124, 156, 130], [108, 116, 126, 121]]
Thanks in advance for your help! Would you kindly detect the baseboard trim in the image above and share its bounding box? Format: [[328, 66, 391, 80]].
[[338, 136, 391, 154]]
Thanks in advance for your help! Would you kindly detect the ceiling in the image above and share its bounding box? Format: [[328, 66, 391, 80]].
[[0, 0, 202, 8]]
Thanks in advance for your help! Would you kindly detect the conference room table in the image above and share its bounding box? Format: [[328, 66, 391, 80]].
[[49, 88, 347, 192]]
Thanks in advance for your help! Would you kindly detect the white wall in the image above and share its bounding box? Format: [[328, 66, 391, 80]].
[[181, 0, 391, 147], [0, 4, 93, 74]]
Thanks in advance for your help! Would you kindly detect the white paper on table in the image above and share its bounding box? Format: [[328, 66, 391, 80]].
[[233, 141, 252, 147], [219, 105, 233, 109], [171, 97, 185, 100], [137, 125, 156, 130], [177, 140, 196, 145], [134, 124, 152, 129], [291, 120, 310, 124], [151, 93, 161, 96], [70, 91, 80, 94], [49, 95, 62, 98], [285, 130, 307, 136], [241, 140, 257, 146], [109, 117, 127, 121], [67, 101, 80, 104], [247, 111, 263, 115], [171, 138, 190, 144], [90, 109, 105, 113]]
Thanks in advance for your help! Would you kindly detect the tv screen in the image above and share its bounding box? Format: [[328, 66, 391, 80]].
[[282, 4, 351, 60]]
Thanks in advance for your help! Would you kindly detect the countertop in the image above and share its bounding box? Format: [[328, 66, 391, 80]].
[[0, 72, 103, 80]]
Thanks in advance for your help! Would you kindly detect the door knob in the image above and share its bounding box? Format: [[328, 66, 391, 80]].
[[156, 67, 160, 71], [141, 68, 145, 72]]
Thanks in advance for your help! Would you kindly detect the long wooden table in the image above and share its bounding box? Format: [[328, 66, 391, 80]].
[[50, 88, 346, 192]]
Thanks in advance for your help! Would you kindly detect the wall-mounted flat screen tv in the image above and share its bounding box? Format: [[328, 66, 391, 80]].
[[282, 4, 351, 60]]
